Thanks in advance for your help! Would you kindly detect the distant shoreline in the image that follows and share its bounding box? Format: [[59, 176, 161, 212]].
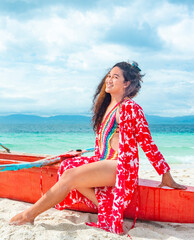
[[0, 113, 194, 124]]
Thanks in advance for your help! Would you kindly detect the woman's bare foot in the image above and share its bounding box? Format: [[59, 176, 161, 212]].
[[9, 210, 35, 225], [158, 171, 187, 190]]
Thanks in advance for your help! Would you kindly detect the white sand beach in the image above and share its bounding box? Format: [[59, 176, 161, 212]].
[[0, 165, 194, 240]]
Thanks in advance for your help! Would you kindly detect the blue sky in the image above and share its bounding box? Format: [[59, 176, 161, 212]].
[[0, 0, 193, 117]]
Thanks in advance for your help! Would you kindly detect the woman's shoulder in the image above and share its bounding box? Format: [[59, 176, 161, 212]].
[[121, 98, 143, 110], [120, 98, 144, 120]]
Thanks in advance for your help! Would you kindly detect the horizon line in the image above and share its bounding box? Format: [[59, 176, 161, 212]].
[[0, 113, 194, 118]]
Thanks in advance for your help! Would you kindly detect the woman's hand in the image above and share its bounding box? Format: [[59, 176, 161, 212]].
[[158, 171, 187, 190]]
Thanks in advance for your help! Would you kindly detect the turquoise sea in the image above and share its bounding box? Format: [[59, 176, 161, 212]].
[[0, 122, 193, 166]]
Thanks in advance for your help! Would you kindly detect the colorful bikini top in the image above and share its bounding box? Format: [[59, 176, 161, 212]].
[[98, 103, 120, 160]]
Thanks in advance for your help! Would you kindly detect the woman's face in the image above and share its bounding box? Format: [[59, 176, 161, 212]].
[[105, 66, 129, 96]]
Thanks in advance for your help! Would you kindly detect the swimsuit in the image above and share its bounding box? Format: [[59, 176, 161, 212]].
[[98, 102, 119, 160]]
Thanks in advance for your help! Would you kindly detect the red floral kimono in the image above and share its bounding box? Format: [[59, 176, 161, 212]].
[[55, 99, 170, 234]]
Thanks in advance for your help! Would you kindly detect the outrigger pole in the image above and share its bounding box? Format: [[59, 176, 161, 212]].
[[0, 143, 10, 153], [0, 147, 95, 172]]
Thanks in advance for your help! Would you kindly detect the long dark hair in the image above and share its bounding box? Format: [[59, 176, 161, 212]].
[[92, 61, 144, 132]]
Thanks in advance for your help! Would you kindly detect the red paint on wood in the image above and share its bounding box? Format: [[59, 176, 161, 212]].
[[0, 152, 194, 223]]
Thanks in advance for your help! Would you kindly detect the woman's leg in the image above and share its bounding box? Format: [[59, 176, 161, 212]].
[[77, 187, 99, 207], [10, 160, 117, 225]]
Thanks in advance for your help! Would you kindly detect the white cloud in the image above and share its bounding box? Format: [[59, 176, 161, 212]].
[[136, 69, 194, 116], [0, 27, 13, 52], [0, 63, 97, 115], [0, 7, 109, 61], [141, 1, 188, 27], [158, 16, 194, 55], [24, 9, 109, 62], [66, 43, 141, 72]]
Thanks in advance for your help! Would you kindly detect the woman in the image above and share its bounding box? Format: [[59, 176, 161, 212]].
[[10, 61, 186, 234]]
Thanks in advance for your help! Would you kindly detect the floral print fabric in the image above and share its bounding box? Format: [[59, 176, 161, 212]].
[[55, 99, 170, 234]]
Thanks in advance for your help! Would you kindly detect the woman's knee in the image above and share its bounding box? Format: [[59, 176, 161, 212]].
[[60, 168, 76, 190]]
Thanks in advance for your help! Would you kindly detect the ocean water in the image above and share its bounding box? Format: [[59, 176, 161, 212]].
[[0, 123, 193, 165]]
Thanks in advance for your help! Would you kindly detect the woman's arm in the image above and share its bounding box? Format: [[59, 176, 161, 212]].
[[132, 103, 186, 189], [133, 104, 170, 175]]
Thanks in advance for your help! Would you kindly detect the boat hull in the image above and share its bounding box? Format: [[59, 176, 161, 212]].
[[0, 152, 194, 223]]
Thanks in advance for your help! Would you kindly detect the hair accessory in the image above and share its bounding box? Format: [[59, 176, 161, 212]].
[[132, 62, 141, 72]]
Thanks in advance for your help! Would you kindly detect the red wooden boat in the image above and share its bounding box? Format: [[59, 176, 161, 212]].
[[0, 151, 194, 223]]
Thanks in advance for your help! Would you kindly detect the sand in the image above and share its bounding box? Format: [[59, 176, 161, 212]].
[[0, 165, 194, 240]]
